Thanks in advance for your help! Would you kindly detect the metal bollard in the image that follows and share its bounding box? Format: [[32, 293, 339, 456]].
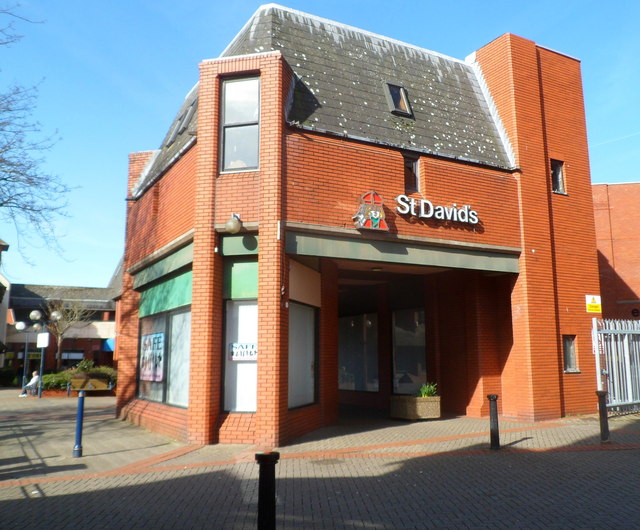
[[487, 394, 500, 450], [255, 451, 280, 530], [73, 391, 86, 457], [66, 382, 71, 397], [596, 390, 610, 443]]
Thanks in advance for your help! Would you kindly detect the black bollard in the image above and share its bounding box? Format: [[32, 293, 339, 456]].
[[596, 390, 610, 443], [73, 390, 86, 457], [487, 394, 500, 450], [255, 451, 280, 530]]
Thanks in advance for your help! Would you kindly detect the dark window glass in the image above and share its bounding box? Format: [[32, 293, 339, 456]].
[[403, 154, 419, 192], [563, 334, 578, 372], [551, 159, 565, 193]]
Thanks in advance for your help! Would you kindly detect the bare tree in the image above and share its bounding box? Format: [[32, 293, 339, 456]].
[[45, 299, 95, 371], [0, 5, 70, 256]]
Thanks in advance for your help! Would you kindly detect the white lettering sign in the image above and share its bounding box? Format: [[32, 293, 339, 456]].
[[229, 342, 258, 361], [395, 194, 479, 225]]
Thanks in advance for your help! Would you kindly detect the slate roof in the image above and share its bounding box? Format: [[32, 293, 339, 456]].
[[133, 4, 514, 196], [10, 284, 117, 312]]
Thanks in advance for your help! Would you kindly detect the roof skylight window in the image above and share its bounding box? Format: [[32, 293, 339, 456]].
[[165, 100, 196, 147], [385, 83, 413, 117]]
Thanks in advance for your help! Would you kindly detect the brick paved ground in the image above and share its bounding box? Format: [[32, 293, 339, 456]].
[[1, 388, 639, 528]]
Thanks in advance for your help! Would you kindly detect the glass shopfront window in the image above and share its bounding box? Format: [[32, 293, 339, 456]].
[[138, 307, 191, 407], [338, 313, 379, 392], [392, 308, 426, 395], [224, 299, 258, 412], [288, 302, 317, 408]]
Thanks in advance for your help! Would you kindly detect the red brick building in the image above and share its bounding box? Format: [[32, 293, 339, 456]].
[[117, 5, 601, 445], [593, 183, 640, 319]]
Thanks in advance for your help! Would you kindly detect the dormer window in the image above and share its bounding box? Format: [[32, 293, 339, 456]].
[[385, 83, 413, 117], [165, 100, 196, 148]]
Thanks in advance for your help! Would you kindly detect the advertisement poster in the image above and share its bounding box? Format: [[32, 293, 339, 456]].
[[140, 332, 165, 381]]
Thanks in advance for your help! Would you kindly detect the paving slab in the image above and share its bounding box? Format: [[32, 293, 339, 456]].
[[1, 388, 640, 528]]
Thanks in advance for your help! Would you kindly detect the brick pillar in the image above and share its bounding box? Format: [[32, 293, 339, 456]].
[[116, 151, 155, 415], [319, 259, 339, 425], [255, 54, 287, 446], [188, 61, 222, 444], [474, 35, 562, 420]]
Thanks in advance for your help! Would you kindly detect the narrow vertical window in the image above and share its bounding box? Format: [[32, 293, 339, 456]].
[[563, 335, 578, 372], [221, 77, 260, 171], [551, 159, 565, 194], [403, 154, 419, 192]]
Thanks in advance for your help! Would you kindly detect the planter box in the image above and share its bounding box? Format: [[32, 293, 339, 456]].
[[390, 395, 441, 420], [70, 373, 110, 391]]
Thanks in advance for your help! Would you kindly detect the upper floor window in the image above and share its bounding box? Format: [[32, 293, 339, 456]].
[[221, 77, 260, 171], [551, 159, 565, 194], [385, 83, 413, 117], [403, 153, 419, 192], [563, 334, 578, 373]]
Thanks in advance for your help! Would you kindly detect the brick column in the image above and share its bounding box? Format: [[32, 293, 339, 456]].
[[188, 61, 222, 444], [255, 54, 287, 446], [116, 151, 155, 415]]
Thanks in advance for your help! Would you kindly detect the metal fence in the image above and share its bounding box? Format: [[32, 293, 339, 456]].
[[592, 318, 640, 411]]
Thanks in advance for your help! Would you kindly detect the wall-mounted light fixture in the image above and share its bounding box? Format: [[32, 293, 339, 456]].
[[225, 213, 242, 234]]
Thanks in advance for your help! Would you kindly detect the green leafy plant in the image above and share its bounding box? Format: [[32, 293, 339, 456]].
[[418, 382, 438, 397], [75, 359, 96, 372], [42, 372, 71, 390], [39, 363, 117, 390]]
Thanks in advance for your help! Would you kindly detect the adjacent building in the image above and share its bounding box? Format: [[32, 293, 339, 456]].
[[117, 5, 601, 445], [593, 183, 640, 319], [4, 275, 119, 375]]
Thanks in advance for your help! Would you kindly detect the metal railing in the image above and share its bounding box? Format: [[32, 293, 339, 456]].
[[593, 318, 640, 411]]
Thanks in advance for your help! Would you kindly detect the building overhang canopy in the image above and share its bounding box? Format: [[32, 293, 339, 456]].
[[285, 224, 519, 274]]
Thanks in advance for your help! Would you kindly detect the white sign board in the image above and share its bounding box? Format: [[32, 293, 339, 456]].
[[228, 342, 258, 361], [36, 332, 49, 348]]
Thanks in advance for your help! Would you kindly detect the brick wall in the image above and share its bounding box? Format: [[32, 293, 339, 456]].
[[475, 34, 599, 418], [593, 183, 640, 319]]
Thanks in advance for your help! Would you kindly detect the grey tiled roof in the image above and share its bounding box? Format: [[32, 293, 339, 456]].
[[133, 4, 513, 195], [132, 85, 198, 197], [10, 284, 117, 311], [223, 5, 513, 169]]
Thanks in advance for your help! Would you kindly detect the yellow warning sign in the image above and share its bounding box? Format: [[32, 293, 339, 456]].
[[586, 295, 602, 313]]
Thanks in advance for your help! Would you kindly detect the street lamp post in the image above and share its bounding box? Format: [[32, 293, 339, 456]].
[[17, 309, 62, 399], [14, 321, 41, 391]]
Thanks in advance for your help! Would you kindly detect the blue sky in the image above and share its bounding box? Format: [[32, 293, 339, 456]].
[[1, 0, 639, 287]]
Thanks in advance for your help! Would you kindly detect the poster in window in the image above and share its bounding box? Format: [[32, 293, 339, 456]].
[[140, 332, 165, 382]]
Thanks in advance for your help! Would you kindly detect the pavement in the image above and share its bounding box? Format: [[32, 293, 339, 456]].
[[1, 389, 640, 529]]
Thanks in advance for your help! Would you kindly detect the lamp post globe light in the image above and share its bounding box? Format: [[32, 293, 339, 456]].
[[14, 320, 35, 390], [20, 309, 62, 398]]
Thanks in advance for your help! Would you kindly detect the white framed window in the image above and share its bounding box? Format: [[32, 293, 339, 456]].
[[224, 300, 258, 412], [551, 159, 566, 194], [221, 77, 260, 171], [563, 335, 578, 373]]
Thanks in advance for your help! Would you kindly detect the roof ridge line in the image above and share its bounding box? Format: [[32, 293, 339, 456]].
[[222, 3, 467, 65]]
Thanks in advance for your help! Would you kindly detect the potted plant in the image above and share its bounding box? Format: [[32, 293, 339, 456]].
[[390, 382, 441, 420]]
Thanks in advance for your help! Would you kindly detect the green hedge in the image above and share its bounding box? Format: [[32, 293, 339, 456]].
[[41, 361, 117, 390]]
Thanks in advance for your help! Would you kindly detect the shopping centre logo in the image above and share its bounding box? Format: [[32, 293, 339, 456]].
[[352, 191, 389, 230], [395, 194, 479, 225]]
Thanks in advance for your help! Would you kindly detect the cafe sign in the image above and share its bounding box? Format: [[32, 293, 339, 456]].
[[395, 194, 479, 225]]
